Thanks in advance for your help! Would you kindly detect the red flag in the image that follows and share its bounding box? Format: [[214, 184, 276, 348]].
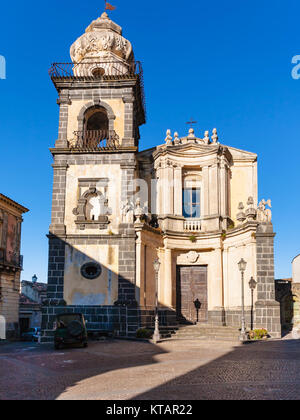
[[105, 2, 116, 10]]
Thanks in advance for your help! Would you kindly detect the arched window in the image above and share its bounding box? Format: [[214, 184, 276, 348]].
[[84, 106, 109, 132]]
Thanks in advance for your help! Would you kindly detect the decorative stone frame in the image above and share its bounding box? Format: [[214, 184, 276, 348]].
[[81, 262, 102, 280], [77, 100, 116, 132], [73, 178, 110, 230]]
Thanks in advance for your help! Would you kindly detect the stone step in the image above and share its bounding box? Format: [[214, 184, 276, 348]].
[[176, 329, 239, 334], [170, 324, 242, 342], [168, 336, 240, 342], [178, 324, 239, 330], [176, 328, 240, 334]]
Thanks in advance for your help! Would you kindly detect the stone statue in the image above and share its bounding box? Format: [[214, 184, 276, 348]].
[[121, 200, 134, 223], [165, 129, 173, 146], [203, 131, 210, 145], [257, 199, 272, 223], [211, 128, 219, 144], [174, 132, 181, 146]]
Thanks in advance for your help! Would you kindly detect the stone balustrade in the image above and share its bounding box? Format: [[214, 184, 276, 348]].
[[184, 219, 202, 231]]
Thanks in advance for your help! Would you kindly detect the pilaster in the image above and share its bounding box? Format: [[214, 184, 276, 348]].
[[255, 222, 281, 338], [49, 161, 68, 235], [174, 165, 182, 216], [55, 92, 71, 148], [117, 159, 137, 305], [122, 94, 135, 147], [164, 248, 173, 307]]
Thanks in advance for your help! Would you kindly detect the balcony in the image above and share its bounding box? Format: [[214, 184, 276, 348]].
[[157, 216, 202, 233], [184, 219, 202, 232], [49, 61, 146, 121], [0, 249, 23, 270], [49, 60, 143, 79], [69, 129, 120, 151]]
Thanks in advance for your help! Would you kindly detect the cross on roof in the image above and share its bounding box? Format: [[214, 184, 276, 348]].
[[186, 118, 197, 128]]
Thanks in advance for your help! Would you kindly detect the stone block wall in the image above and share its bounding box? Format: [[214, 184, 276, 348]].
[[41, 305, 177, 342], [47, 236, 65, 301], [255, 223, 281, 338], [208, 309, 253, 329], [42, 305, 130, 342]]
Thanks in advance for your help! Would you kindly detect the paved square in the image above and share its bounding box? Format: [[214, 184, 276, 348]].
[[0, 338, 300, 400]]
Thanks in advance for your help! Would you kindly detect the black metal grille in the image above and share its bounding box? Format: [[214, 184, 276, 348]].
[[70, 129, 120, 150]]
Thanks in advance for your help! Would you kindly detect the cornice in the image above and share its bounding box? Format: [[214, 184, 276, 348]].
[[0, 194, 29, 215]]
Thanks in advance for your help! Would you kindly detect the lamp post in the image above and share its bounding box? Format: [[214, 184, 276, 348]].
[[238, 258, 248, 342], [153, 258, 161, 344], [249, 276, 257, 331]]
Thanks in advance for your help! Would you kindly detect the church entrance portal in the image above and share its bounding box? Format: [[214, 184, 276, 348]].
[[176, 266, 208, 324]]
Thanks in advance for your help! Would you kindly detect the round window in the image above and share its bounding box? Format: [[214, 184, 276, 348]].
[[81, 262, 102, 280]]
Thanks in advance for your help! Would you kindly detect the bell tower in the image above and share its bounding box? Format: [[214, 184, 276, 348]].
[[53, 12, 145, 151], [42, 12, 146, 341]]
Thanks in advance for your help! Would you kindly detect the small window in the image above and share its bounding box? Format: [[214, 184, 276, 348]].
[[92, 68, 105, 78], [81, 262, 102, 280], [183, 188, 201, 218]]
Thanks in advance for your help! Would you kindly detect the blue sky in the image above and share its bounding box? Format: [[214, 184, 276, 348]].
[[0, 0, 299, 281]]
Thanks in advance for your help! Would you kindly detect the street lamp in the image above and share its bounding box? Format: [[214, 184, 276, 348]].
[[238, 258, 248, 342], [249, 276, 257, 330], [153, 258, 161, 344]]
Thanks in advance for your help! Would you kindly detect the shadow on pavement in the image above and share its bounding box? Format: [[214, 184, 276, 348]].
[[0, 339, 168, 400], [132, 339, 300, 400], [1, 339, 300, 400]]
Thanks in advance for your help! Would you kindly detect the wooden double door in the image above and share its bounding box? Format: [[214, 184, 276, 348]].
[[176, 266, 208, 324]]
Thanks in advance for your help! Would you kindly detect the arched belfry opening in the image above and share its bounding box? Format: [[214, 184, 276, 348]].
[[84, 106, 109, 132], [73, 105, 120, 149]]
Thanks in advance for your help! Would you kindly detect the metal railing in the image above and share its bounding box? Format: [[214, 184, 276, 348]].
[[69, 129, 120, 150], [49, 60, 143, 78], [49, 60, 146, 121], [184, 219, 202, 232]]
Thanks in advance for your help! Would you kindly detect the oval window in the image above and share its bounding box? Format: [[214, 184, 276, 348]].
[[81, 262, 102, 280]]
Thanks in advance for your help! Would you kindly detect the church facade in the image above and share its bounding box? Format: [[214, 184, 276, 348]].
[[42, 13, 281, 340]]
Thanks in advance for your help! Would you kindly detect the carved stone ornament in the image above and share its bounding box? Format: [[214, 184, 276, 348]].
[[70, 12, 134, 77], [74, 187, 109, 230], [134, 198, 145, 224], [186, 251, 199, 264], [237, 202, 246, 224], [245, 196, 257, 221]]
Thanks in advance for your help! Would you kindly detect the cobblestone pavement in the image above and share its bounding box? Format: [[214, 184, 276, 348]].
[[0, 338, 300, 400]]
